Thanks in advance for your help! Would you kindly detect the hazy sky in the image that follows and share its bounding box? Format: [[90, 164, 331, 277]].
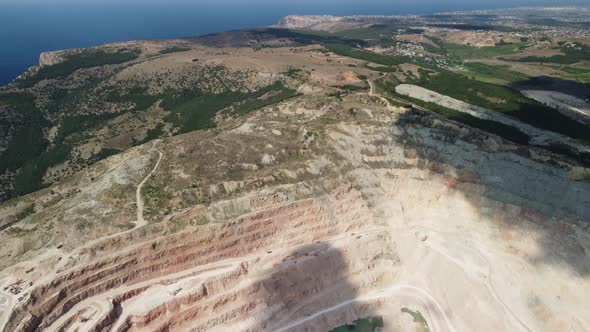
[[3, 0, 589, 7], [3, 0, 589, 18]]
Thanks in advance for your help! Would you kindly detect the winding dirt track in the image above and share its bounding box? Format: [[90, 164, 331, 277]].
[[391, 224, 533, 332], [367, 80, 397, 111], [0, 142, 166, 332], [135, 141, 164, 228], [273, 284, 457, 332]]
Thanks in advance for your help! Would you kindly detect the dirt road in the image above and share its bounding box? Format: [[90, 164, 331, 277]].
[[135, 141, 164, 228]]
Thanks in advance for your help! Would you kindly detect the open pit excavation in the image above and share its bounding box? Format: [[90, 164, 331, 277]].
[[0, 88, 589, 331], [0, 9, 590, 332]]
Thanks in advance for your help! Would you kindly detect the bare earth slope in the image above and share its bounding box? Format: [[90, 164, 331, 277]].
[[0, 84, 589, 331]]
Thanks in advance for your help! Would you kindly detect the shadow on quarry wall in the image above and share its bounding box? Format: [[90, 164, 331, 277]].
[[259, 242, 378, 332], [508, 76, 590, 100], [394, 109, 590, 276]]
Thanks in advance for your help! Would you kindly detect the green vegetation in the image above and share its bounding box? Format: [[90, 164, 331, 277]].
[[45, 74, 111, 116], [161, 82, 298, 134], [430, 23, 515, 32], [14, 144, 72, 195], [285, 67, 305, 78], [402, 94, 530, 144], [336, 84, 367, 92], [401, 308, 430, 331], [443, 42, 524, 60], [410, 70, 590, 143], [159, 46, 192, 54], [5, 83, 138, 196], [135, 124, 166, 146], [366, 64, 398, 72], [14, 204, 35, 223], [331, 24, 418, 40], [0, 92, 124, 196], [495, 39, 513, 47], [232, 84, 299, 115], [16, 49, 139, 87], [57, 112, 121, 143], [325, 43, 408, 67], [325, 24, 422, 47], [461, 62, 529, 84], [3, 73, 298, 197], [0, 93, 47, 172], [106, 87, 159, 111], [161, 90, 237, 132], [330, 316, 384, 332], [542, 64, 590, 83], [555, 66, 590, 75], [90, 148, 121, 163], [258, 28, 366, 48], [419, 36, 447, 56], [509, 42, 590, 64], [144, 183, 173, 215]]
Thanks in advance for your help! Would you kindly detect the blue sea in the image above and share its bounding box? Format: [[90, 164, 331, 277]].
[[1, 0, 587, 85]]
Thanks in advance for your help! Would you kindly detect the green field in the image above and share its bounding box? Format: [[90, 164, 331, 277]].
[[444, 42, 525, 60], [543, 64, 590, 83], [461, 62, 529, 84], [555, 65, 590, 75], [509, 42, 590, 64]]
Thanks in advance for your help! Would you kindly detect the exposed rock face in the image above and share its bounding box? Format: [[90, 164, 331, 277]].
[[395, 84, 589, 151], [277, 15, 343, 29], [39, 51, 67, 67], [0, 92, 588, 331], [522, 90, 590, 126]]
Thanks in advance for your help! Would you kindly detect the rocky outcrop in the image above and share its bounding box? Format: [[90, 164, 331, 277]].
[[277, 15, 343, 29], [38, 51, 67, 67]]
